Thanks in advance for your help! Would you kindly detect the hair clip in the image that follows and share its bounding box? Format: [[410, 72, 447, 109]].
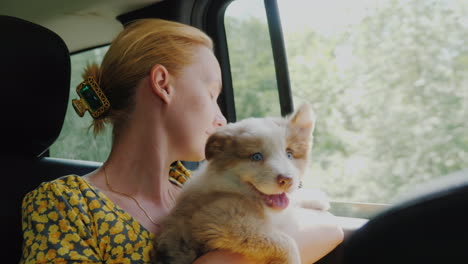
[[72, 76, 110, 119]]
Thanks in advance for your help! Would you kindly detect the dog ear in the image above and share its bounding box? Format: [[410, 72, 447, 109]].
[[205, 133, 233, 161], [289, 103, 316, 136]]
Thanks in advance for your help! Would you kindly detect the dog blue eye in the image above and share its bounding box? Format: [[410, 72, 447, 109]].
[[286, 151, 293, 160], [251, 152, 263, 161]]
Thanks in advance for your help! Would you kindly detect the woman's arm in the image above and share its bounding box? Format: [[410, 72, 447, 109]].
[[287, 208, 344, 264], [194, 209, 343, 264]]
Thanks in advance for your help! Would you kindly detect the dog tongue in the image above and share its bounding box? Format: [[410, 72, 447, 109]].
[[264, 192, 289, 210]]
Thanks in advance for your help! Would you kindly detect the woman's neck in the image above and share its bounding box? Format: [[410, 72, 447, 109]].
[[109, 126, 179, 205], [88, 113, 182, 212]]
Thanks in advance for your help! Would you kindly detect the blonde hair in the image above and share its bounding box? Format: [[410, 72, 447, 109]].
[[82, 18, 213, 136]]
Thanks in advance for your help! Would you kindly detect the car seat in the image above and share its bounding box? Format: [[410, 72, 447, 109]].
[[342, 172, 468, 264], [0, 15, 99, 263]]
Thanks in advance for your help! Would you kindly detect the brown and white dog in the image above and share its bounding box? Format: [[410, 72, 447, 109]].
[[155, 103, 327, 264]]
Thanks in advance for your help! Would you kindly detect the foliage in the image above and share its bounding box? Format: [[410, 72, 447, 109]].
[[226, 0, 468, 203], [225, 16, 281, 120]]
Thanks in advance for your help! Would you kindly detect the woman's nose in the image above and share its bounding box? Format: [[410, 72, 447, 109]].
[[215, 110, 227, 127]]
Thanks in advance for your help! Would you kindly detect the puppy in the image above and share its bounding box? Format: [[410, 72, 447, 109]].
[[155, 103, 321, 264]]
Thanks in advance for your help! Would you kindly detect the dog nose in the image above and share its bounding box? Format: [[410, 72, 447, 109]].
[[277, 174, 293, 188]]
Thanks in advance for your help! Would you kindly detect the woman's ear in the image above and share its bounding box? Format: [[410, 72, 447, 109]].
[[149, 64, 173, 104]]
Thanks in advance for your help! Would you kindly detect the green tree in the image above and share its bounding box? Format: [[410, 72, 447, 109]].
[[225, 16, 281, 120], [226, 0, 468, 204]]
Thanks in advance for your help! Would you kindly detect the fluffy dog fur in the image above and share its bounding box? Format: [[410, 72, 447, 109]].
[[155, 103, 322, 264]]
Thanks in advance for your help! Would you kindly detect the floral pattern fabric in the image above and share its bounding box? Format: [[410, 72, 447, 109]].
[[20, 162, 191, 264]]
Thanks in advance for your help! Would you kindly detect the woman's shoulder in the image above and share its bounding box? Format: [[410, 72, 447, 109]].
[[169, 161, 192, 187], [28, 174, 89, 193], [22, 175, 96, 205]]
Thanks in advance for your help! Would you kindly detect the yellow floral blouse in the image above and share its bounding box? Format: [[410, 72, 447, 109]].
[[20, 161, 191, 264]]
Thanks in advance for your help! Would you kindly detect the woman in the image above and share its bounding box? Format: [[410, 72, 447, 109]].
[[20, 18, 343, 263]]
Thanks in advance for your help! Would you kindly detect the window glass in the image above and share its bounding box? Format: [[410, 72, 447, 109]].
[[277, 0, 468, 206], [225, 0, 281, 121], [49, 46, 112, 162], [224, 0, 468, 217]]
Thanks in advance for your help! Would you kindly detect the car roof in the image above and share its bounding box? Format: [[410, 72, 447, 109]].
[[0, 0, 164, 53]]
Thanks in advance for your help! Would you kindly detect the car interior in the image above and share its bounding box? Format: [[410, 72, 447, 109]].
[[1, 0, 467, 263]]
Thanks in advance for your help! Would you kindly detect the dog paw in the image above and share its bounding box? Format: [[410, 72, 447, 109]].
[[292, 188, 331, 211]]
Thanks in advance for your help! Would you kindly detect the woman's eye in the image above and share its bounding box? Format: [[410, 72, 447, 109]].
[[286, 151, 293, 160], [251, 152, 263, 161]]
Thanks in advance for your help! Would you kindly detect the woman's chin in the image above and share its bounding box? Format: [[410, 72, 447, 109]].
[[183, 150, 206, 162]]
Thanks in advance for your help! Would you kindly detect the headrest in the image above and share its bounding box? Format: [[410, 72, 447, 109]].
[[0, 15, 70, 157]]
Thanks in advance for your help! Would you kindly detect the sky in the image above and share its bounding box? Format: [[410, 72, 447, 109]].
[[225, 0, 379, 35], [225, 0, 466, 34]]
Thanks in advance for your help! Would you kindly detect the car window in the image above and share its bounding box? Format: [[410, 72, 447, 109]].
[[225, 0, 282, 121], [225, 0, 468, 217], [49, 46, 112, 162]]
